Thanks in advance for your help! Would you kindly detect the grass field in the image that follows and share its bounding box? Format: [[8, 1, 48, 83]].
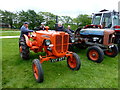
[[1, 37, 118, 88], [0, 31, 20, 36], [0, 38, 2, 89]]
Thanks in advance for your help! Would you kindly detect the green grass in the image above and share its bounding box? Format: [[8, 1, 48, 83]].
[[0, 28, 19, 31], [0, 39, 2, 89], [2, 38, 118, 88], [0, 31, 20, 36]]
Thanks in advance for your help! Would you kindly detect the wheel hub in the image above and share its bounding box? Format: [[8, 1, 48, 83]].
[[92, 53, 96, 56], [68, 57, 77, 68], [89, 50, 99, 61]]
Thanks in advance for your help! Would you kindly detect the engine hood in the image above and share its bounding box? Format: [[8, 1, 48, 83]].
[[80, 29, 114, 35], [36, 30, 67, 38]]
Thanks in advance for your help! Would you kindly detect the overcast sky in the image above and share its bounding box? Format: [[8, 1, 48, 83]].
[[0, 0, 119, 18]]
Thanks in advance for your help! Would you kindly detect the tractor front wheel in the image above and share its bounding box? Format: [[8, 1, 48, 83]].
[[87, 46, 104, 63], [104, 45, 119, 57], [67, 53, 81, 70], [32, 59, 44, 83]]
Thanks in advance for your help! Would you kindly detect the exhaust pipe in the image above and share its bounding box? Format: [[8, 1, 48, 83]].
[[55, 15, 58, 30]]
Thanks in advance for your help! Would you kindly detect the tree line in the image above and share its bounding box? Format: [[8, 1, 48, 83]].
[[0, 9, 91, 30]]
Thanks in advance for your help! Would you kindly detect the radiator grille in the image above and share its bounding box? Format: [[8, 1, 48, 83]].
[[63, 35, 69, 52], [55, 35, 69, 53]]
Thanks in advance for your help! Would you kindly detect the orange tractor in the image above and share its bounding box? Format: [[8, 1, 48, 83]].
[[19, 26, 81, 83]]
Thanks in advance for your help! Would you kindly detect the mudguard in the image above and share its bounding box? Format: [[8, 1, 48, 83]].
[[113, 25, 120, 32], [23, 34, 32, 47]]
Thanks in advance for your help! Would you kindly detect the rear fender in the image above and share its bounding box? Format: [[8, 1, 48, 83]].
[[23, 34, 32, 47]]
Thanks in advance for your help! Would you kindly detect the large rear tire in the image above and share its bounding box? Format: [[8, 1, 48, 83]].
[[117, 38, 120, 52], [67, 53, 81, 70], [117, 40, 120, 52], [32, 59, 44, 83], [87, 46, 104, 63], [19, 37, 30, 60], [104, 45, 119, 57]]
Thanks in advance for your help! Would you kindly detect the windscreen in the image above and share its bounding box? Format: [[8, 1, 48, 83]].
[[102, 13, 112, 28], [92, 14, 102, 25], [112, 14, 120, 26]]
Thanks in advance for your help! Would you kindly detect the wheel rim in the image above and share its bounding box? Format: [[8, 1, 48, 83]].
[[105, 50, 114, 55], [19, 46, 22, 52], [89, 50, 99, 61], [68, 56, 77, 68], [33, 64, 39, 80]]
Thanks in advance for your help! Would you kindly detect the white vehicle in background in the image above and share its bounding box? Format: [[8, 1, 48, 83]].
[[92, 9, 120, 51]]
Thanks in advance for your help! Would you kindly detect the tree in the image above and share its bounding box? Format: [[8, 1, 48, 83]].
[[18, 10, 44, 29], [0, 9, 92, 30], [0, 9, 17, 28], [38, 12, 56, 22], [38, 12, 56, 29], [59, 16, 73, 24], [73, 14, 91, 28]]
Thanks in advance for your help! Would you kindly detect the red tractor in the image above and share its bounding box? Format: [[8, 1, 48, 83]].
[[74, 27, 118, 63], [19, 26, 81, 83], [74, 10, 119, 63], [91, 10, 120, 51]]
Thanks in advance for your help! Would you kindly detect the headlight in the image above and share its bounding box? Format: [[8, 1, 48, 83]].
[[45, 40, 51, 46], [112, 34, 115, 38], [72, 39, 75, 43]]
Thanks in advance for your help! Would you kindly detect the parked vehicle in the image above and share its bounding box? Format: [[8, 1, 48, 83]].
[[73, 10, 119, 63], [91, 9, 120, 51], [74, 25, 118, 63], [19, 26, 81, 83]]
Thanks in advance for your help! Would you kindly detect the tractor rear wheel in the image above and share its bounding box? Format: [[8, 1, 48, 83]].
[[117, 38, 120, 52], [87, 46, 104, 63], [32, 59, 44, 83], [67, 53, 81, 70], [117, 40, 120, 52], [104, 45, 119, 57], [19, 37, 30, 60]]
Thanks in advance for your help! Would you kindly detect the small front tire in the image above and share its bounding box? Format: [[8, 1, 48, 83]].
[[67, 53, 81, 70], [32, 59, 44, 83], [87, 46, 104, 63]]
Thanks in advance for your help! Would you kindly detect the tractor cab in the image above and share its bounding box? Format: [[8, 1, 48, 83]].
[[92, 10, 120, 29], [87, 9, 120, 51]]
